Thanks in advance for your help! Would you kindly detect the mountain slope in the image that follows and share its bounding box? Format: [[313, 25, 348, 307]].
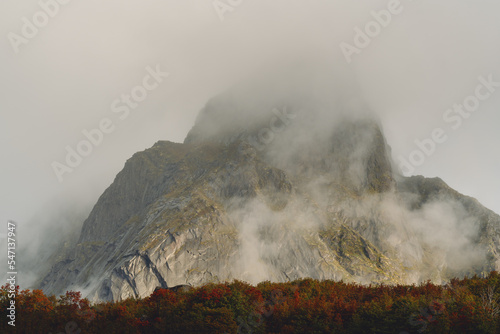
[[39, 92, 500, 302]]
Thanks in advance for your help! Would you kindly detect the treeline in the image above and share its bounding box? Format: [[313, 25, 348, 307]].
[[2, 272, 500, 333]]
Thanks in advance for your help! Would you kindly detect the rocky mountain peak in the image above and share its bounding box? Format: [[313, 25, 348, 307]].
[[185, 85, 394, 194], [39, 83, 500, 302]]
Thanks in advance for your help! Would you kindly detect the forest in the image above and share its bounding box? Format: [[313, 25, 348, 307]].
[[2, 272, 500, 333]]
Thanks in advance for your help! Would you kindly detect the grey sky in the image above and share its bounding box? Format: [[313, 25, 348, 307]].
[[1, 0, 499, 281]]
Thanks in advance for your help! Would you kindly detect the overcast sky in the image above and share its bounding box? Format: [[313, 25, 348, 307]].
[[1, 0, 499, 270]]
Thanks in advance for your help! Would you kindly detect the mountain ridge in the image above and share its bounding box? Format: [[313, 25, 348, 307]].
[[39, 91, 500, 302]]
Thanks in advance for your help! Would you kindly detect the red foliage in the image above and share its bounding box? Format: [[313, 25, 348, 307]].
[[2, 273, 500, 333]]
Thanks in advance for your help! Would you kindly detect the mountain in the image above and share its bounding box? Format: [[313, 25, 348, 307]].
[[39, 83, 500, 302]]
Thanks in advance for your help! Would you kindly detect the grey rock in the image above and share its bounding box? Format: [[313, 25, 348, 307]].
[[39, 92, 500, 302]]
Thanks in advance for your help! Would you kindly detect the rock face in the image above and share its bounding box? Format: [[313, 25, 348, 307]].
[[39, 90, 500, 302]]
